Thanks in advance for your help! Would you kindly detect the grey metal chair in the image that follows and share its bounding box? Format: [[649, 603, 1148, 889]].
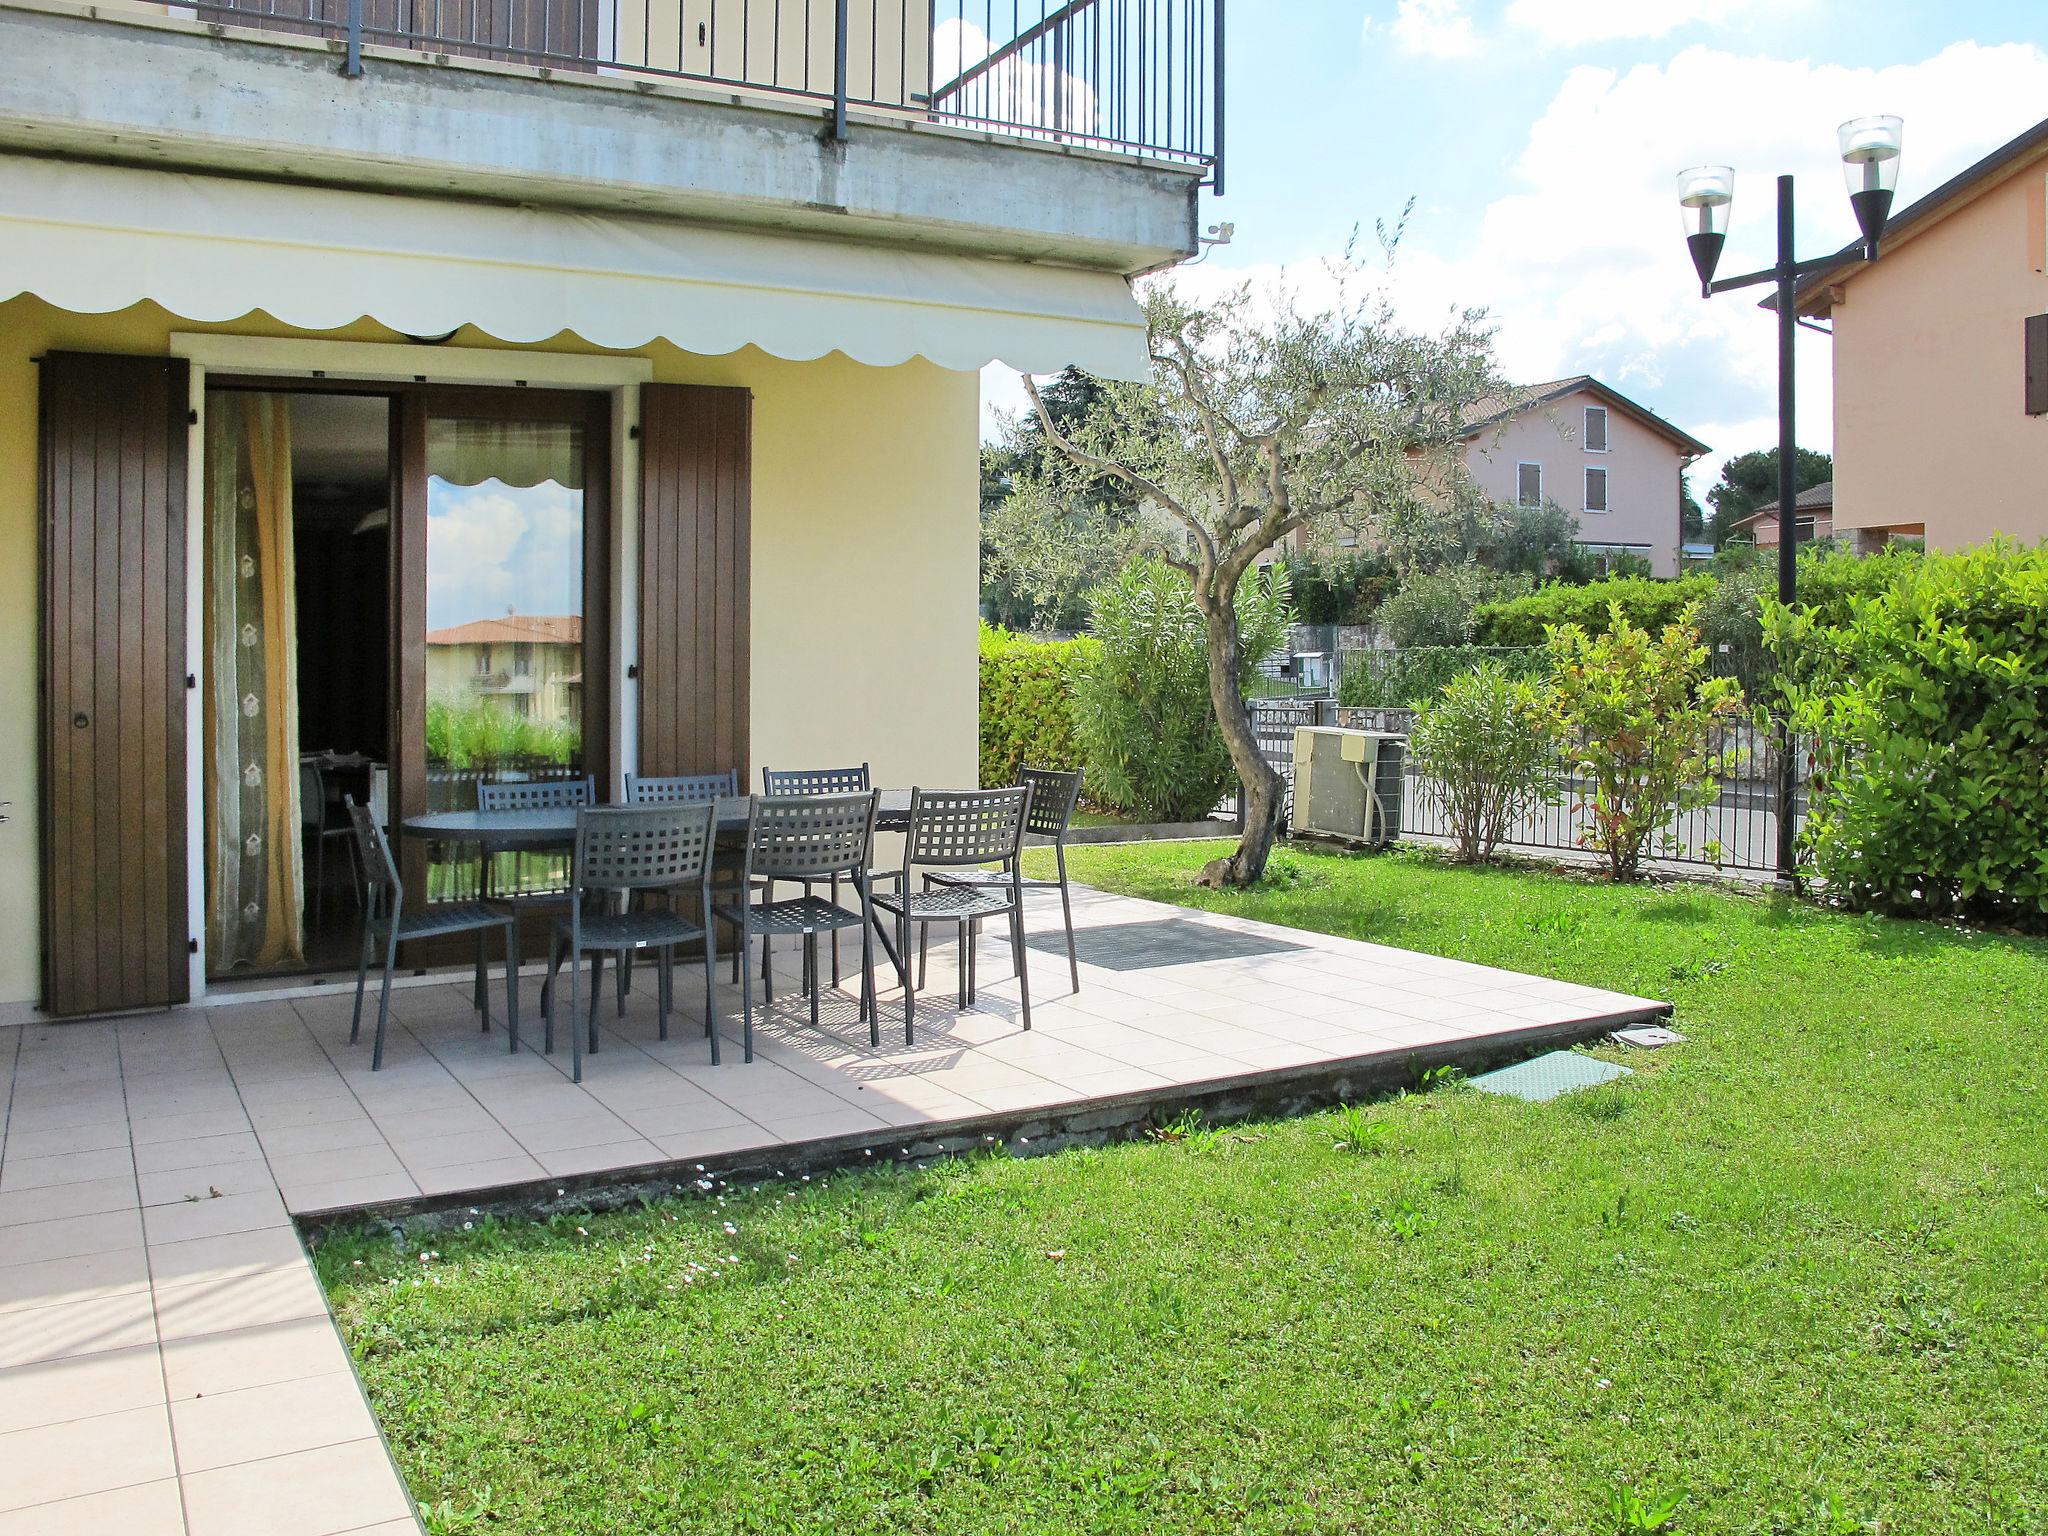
[[624, 770, 746, 986], [873, 786, 1033, 1045], [477, 774, 594, 1013], [760, 764, 870, 986], [344, 797, 519, 1072], [543, 802, 719, 1083], [300, 759, 358, 927], [715, 791, 881, 1062], [926, 766, 1085, 996]]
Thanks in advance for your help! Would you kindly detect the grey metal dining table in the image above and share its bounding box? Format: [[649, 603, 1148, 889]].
[[400, 790, 915, 850]]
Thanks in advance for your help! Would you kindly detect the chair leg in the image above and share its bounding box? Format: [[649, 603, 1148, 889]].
[[918, 919, 930, 992], [807, 931, 821, 1033], [349, 922, 374, 1045], [1059, 874, 1080, 994], [956, 920, 969, 1010], [586, 951, 603, 1056], [657, 946, 671, 1042], [371, 926, 400, 1071], [474, 930, 488, 1028], [739, 923, 755, 1063], [861, 916, 879, 1048], [568, 944, 582, 1083], [543, 932, 565, 1056], [504, 916, 520, 1055], [1010, 900, 1032, 1031], [969, 917, 980, 1003], [703, 923, 721, 1067], [901, 913, 916, 1045], [829, 873, 842, 986]]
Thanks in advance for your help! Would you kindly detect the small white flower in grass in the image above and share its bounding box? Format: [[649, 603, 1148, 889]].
[[351, 1259, 363, 1268], [469, 1208, 479, 1215], [462, 1222, 473, 1231], [576, 1226, 588, 1237], [726, 1254, 739, 1263], [723, 1222, 737, 1235], [1597, 1379, 1612, 1390]]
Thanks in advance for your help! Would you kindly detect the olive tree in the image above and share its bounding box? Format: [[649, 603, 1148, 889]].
[[1021, 261, 1502, 885]]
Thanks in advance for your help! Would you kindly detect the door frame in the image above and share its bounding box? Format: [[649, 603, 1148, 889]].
[[168, 335, 650, 1001]]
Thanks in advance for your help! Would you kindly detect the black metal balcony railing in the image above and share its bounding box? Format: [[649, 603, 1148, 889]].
[[172, 0, 1223, 182]]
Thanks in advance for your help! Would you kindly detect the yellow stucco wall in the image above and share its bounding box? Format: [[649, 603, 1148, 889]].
[[0, 296, 979, 1009]]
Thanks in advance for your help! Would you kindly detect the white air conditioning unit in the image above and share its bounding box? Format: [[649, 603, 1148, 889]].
[[1291, 727, 1404, 847]]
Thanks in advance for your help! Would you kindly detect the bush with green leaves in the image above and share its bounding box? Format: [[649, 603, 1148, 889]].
[[1762, 542, 2048, 929], [1475, 573, 1716, 647], [1071, 557, 1290, 822], [1407, 661, 1559, 862], [1337, 645, 1548, 709], [977, 623, 1097, 788], [1378, 566, 1532, 648], [425, 696, 581, 769], [1280, 548, 1397, 625], [1548, 604, 1747, 880]]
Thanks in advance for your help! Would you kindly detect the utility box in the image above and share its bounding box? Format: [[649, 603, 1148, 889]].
[[1291, 726, 1404, 847]]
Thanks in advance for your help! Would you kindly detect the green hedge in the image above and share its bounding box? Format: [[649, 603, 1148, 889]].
[[977, 623, 1096, 788], [1337, 645, 1549, 709], [1764, 543, 2048, 929], [1473, 574, 1717, 646]]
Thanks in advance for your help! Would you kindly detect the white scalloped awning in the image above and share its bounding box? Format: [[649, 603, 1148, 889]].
[[0, 155, 1150, 379]]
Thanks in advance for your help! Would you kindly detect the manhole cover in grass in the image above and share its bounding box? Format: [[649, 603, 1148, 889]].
[[1468, 1050, 1632, 1103], [1029, 918, 1310, 972]]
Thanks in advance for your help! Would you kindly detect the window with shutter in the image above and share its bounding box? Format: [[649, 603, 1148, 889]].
[[1584, 405, 1609, 452], [1584, 466, 1608, 512], [2026, 313, 2048, 416], [1517, 462, 1543, 506]]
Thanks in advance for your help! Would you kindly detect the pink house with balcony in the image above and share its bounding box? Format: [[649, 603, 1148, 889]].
[[1460, 376, 1709, 578]]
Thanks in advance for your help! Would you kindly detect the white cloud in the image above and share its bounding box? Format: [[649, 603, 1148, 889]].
[[1389, 0, 1479, 59], [1504, 0, 1787, 46], [426, 481, 583, 629]]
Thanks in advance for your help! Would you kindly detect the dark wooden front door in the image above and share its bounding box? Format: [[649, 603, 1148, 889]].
[[39, 353, 192, 1017], [636, 384, 752, 784]]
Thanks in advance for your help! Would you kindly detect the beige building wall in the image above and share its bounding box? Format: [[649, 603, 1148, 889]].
[[0, 295, 978, 1008], [1830, 168, 2048, 549], [1462, 387, 1688, 577]]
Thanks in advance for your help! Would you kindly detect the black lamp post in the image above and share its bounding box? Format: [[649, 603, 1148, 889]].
[[1678, 115, 1903, 881]]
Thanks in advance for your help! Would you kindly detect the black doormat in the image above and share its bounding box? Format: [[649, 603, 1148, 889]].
[[1028, 917, 1310, 972]]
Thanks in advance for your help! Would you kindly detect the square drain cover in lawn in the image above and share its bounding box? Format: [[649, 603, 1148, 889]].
[[1468, 1050, 1632, 1103], [1029, 918, 1310, 972]]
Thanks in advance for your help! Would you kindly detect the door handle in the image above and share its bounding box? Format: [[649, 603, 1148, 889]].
[[72, 712, 89, 730]]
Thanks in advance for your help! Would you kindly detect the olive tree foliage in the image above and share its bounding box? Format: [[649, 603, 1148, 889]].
[[1023, 255, 1504, 885]]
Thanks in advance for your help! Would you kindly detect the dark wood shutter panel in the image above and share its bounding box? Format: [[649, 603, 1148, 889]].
[[2026, 314, 2048, 416], [637, 384, 751, 784], [40, 353, 191, 1016]]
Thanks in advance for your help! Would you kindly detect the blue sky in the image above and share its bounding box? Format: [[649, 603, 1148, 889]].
[[985, 1, 2048, 498]]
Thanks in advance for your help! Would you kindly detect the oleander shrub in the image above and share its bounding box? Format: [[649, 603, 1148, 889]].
[[1337, 645, 1549, 710], [425, 696, 581, 768], [1407, 662, 1559, 863], [1762, 542, 2048, 929], [1549, 604, 1748, 881], [977, 623, 1096, 788], [1475, 574, 1716, 647], [1378, 566, 1532, 648], [1071, 558, 1291, 822]]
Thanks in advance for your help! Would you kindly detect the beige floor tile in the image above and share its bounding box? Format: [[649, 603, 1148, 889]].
[[534, 1140, 663, 1177], [0, 1175, 137, 1228], [264, 1145, 406, 1189], [141, 1190, 289, 1246], [161, 1315, 351, 1401], [182, 1436, 412, 1536], [153, 1264, 330, 1341], [410, 1156, 546, 1197], [0, 1343, 165, 1433], [251, 1119, 389, 1159], [0, 1121, 132, 1162], [0, 1476, 186, 1536], [280, 1173, 422, 1215], [0, 1402, 175, 1511], [170, 1371, 376, 1473], [0, 1208, 143, 1268], [127, 1110, 255, 1146], [138, 1161, 281, 1208], [382, 1127, 526, 1170], [0, 1245, 153, 1314], [0, 1145, 135, 1193], [147, 1224, 308, 1287], [130, 1132, 267, 1175], [0, 1287, 158, 1370], [501, 1113, 638, 1155]]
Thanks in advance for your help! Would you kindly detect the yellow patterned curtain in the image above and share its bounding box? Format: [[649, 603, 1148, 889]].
[[203, 393, 304, 971]]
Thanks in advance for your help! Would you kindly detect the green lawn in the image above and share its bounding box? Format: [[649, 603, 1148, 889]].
[[317, 842, 2048, 1536]]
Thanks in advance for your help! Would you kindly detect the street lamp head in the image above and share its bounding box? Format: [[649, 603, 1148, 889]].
[[1839, 114, 1903, 259], [1677, 165, 1735, 295]]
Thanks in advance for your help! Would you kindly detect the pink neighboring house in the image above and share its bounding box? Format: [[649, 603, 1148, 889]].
[[1796, 116, 2048, 553], [1459, 376, 1709, 578]]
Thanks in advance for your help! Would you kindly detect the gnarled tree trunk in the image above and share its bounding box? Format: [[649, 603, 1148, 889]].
[[1195, 600, 1286, 888]]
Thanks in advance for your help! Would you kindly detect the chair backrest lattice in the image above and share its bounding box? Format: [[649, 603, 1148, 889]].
[[572, 803, 716, 894], [742, 792, 878, 882], [905, 786, 1031, 869], [478, 776, 595, 813], [626, 771, 738, 805], [344, 797, 401, 919], [1018, 767, 1084, 840], [761, 763, 870, 797]]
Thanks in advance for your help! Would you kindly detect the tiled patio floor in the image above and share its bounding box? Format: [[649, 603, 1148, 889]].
[[0, 883, 1665, 1535]]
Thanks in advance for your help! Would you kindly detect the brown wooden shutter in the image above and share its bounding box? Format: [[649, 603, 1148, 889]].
[[2026, 314, 2048, 416], [637, 384, 751, 784], [40, 353, 191, 1016]]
